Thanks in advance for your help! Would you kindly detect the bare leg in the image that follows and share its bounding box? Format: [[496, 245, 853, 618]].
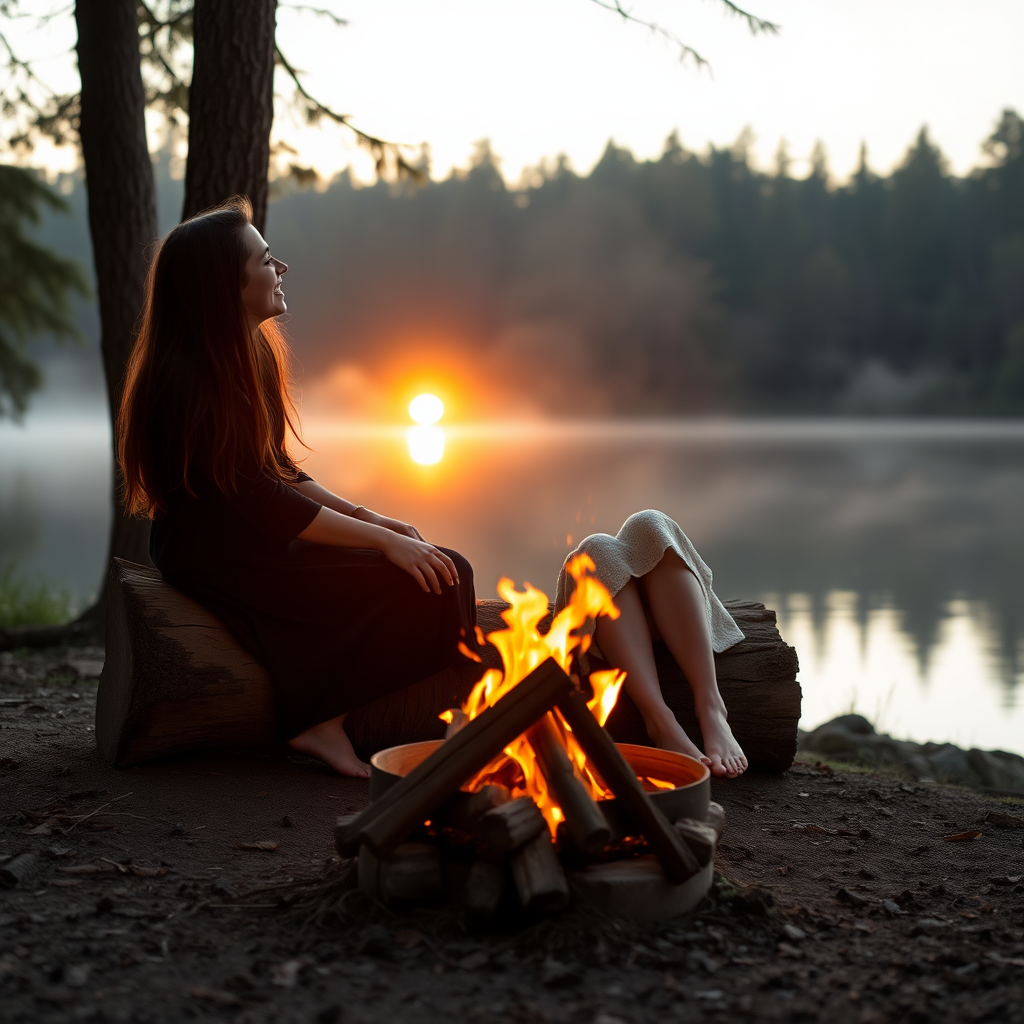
[[288, 714, 371, 778], [640, 550, 747, 778], [594, 578, 709, 766]]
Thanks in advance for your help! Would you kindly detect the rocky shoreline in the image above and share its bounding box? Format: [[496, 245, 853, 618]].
[[800, 714, 1024, 794]]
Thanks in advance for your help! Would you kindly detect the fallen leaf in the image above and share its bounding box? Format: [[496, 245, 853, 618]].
[[236, 841, 279, 851], [60, 864, 112, 875], [941, 830, 982, 842], [983, 811, 1024, 829]]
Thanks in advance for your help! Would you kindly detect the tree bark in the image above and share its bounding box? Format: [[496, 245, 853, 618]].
[[74, 0, 159, 640], [183, 0, 278, 232]]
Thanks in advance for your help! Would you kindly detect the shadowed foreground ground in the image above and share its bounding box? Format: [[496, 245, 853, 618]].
[[1, 647, 1023, 1024]]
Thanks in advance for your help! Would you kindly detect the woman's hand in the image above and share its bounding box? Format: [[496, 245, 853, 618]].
[[352, 507, 423, 540], [379, 533, 459, 594]]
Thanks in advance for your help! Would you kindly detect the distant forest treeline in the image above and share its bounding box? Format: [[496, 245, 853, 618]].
[[266, 108, 1024, 416], [25, 109, 1024, 416]]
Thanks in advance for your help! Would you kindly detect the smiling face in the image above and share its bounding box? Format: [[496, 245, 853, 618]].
[[240, 224, 288, 325]]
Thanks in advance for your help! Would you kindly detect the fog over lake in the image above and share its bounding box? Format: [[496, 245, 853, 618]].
[[3, 414, 1022, 758]]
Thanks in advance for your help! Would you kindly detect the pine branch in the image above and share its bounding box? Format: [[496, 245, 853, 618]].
[[717, 0, 780, 35], [588, 0, 709, 67], [274, 44, 424, 180], [279, 3, 348, 27], [587, 0, 779, 67], [0, 25, 79, 147]]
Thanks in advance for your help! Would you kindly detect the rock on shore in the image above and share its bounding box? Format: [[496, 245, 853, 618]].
[[800, 714, 1024, 793]]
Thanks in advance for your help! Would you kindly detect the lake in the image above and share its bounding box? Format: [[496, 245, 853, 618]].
[[3, 415, 1023, 757]]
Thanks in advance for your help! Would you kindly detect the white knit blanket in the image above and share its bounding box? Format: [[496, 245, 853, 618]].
[[554, 509, 744, 672]]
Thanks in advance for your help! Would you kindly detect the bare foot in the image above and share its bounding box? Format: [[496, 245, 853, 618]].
[[695, 703, 748, 778], [644, 709, 713, 769], [288, 715, 371, 778]]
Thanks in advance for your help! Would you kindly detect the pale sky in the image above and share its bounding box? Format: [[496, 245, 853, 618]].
[[6, 0, 1024, 184]]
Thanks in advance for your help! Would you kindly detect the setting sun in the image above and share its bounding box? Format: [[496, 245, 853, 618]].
[[409, 393, 444, 425]]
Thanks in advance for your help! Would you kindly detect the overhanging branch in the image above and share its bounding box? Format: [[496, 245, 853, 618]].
[[274, 44, 423, 180], [588, 0, 779, 68]]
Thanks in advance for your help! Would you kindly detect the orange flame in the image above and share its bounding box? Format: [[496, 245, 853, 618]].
[[453, 554, 627, 833]]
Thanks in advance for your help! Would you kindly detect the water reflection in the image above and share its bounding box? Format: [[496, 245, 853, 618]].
[[2, 416, 1023, 754], [407, 425, 445, 465]]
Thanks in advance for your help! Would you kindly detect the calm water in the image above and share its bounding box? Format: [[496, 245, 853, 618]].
[[3, 416, 1023, 756]]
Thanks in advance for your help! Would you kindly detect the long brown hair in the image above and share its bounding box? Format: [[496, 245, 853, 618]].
[[118, 196, 303, 517]]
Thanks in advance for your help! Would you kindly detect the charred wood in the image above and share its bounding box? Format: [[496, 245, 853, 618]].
[[556, 687, 700, 884], [357, 841, 443, 905], [525, 712, 611, 855], [510, 830, 569, 914], [478, 796, 547, 855], [337, 660, 574, 858]]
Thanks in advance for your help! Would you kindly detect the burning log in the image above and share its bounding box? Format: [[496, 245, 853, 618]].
[[525, 713, 611, 855], [435, 783, 511, 835], [555, 687, 700, 884], [510, 828, 570, 913], [336, 659, 574, 858], [478, 796, 547, 855]]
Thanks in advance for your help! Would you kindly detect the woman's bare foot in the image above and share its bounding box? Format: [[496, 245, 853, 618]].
[[644, 709, 713, 769], [695, 702, 747, 778], [288, 715, 371, 778]]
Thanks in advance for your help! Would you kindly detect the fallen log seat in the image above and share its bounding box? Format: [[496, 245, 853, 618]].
[[96, 558, 800, 770]]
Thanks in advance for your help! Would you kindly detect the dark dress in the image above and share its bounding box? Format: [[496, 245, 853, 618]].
[[150, 465, 477, 740]]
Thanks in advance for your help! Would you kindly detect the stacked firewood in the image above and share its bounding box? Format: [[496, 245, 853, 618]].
[[335, 659, 724, 920]]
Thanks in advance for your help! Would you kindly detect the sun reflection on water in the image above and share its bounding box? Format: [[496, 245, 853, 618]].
[[407, 424, 445, 465], [406, 393, 446, 464]]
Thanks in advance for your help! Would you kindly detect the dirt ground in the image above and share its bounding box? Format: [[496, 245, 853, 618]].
[[1, 646, 1023, 1024]]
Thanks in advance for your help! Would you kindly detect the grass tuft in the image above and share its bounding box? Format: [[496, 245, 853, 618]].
[[0, 564, 73, 628]]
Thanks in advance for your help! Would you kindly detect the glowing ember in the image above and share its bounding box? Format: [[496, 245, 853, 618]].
[[448, 554, 630, 833]]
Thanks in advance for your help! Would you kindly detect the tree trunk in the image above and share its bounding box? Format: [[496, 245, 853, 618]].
[[74, 0, 159, 640], [183, 0, 278, 232]]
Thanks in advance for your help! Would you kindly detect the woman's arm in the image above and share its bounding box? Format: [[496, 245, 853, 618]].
[[293, 479, 423, 540], [296, 505, 457, 595]]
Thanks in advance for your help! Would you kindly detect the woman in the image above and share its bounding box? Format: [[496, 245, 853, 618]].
[[118, 197, 477, 778], [121, 198, 744, 781]]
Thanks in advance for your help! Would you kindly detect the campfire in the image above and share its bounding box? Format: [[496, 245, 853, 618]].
[[335, 556, 724, 922]]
